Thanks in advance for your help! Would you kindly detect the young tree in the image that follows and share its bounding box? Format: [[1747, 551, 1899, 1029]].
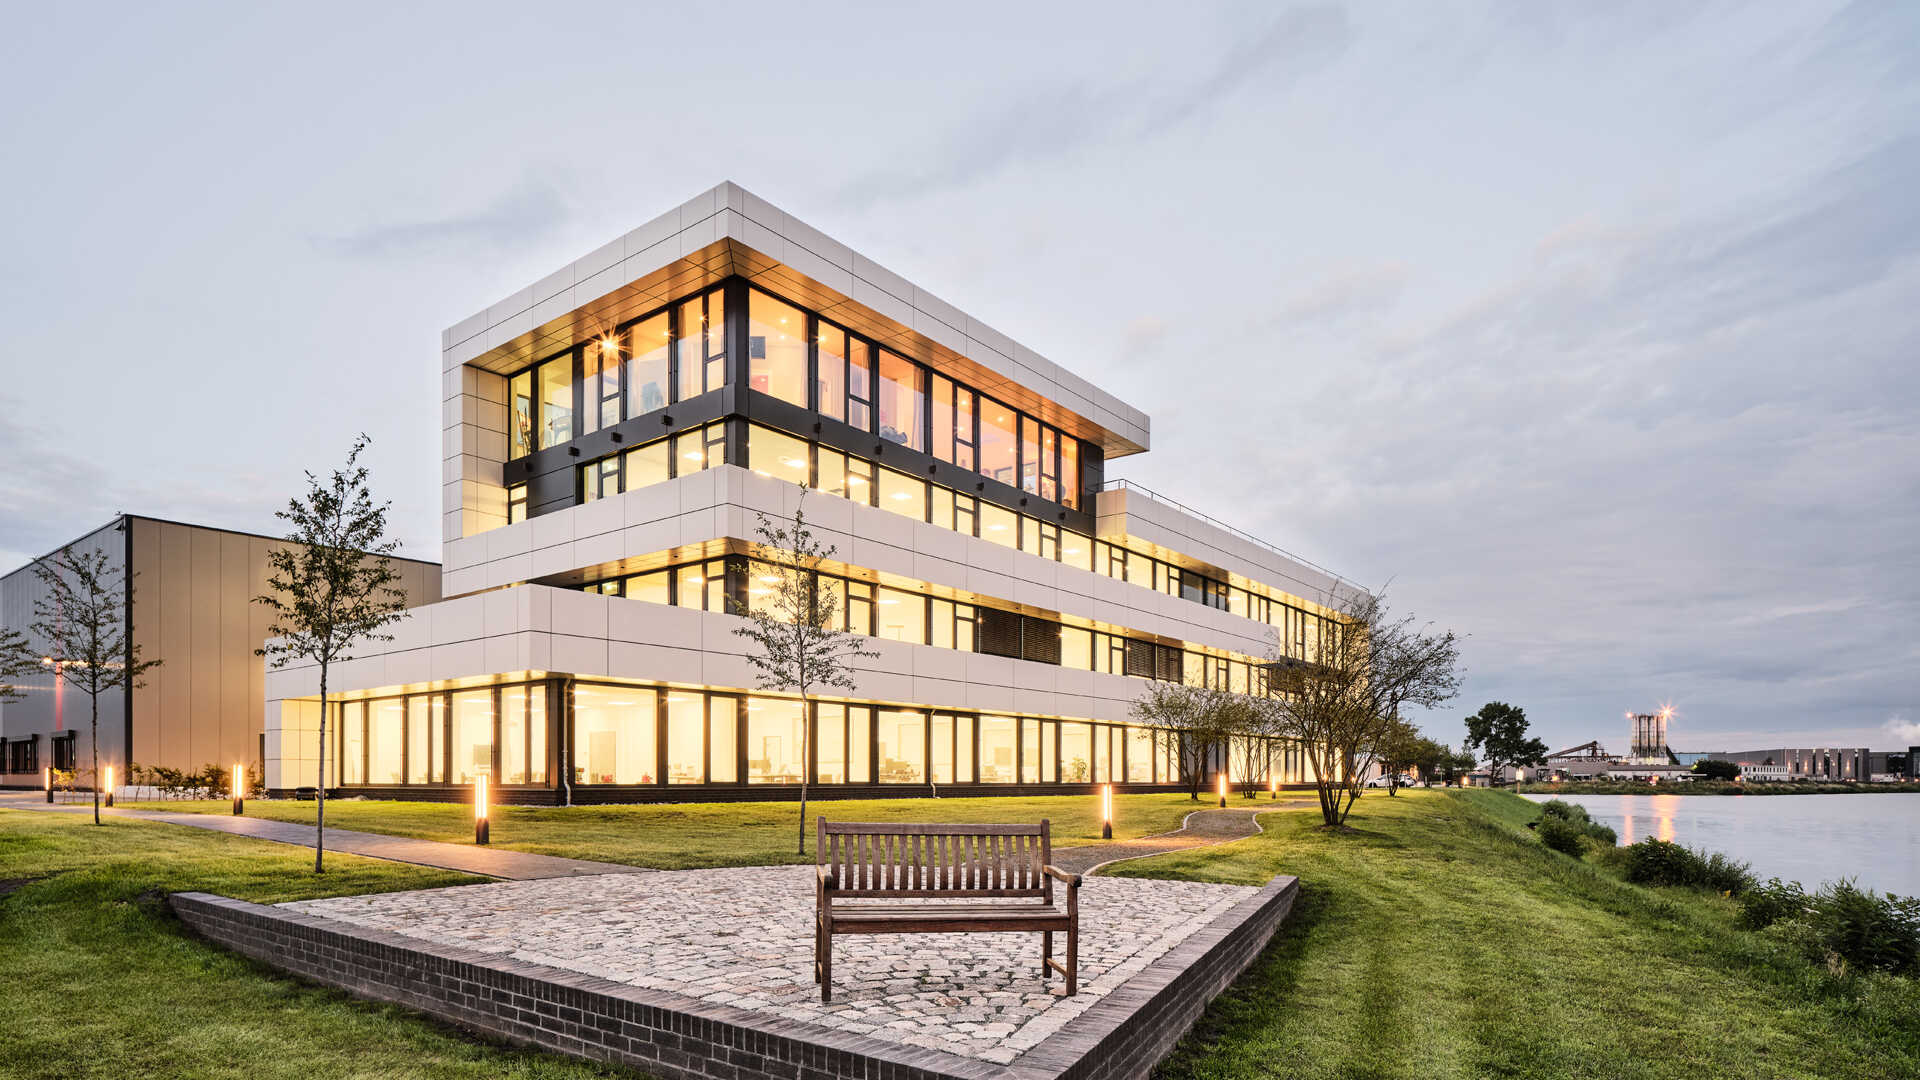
[[730, 487, 877, 856], [1462, 702, 1548, 786], [1438, 745, 1478, 786], [1266, 592, 1461, 827], [30, 542, 162, 825], [255, 435, 407, 873], [1129, 682, 1252, 800]]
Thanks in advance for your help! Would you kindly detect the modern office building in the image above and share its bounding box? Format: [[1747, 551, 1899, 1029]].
[[261, 182, 1361, 803], [0, 516, 440, 787]]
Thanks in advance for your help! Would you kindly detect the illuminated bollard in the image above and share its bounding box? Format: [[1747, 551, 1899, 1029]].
[[232, 763, 245, 815], [45, 766, 52, 803], [104, 765, 114, 808], [1217, 771, 1227, 808], [474, 774, 490, 845], [1100, 783, 1113, 840], [1270, 773, 1278, 799]]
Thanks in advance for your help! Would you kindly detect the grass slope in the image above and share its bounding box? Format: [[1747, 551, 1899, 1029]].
[[1114, 789, 1920, 1080], [122, 792, 1212, 868], [0, 810, 620, 1080]]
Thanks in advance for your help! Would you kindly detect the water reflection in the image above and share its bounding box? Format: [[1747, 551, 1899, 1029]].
[[1525, 793, 1920, 895]]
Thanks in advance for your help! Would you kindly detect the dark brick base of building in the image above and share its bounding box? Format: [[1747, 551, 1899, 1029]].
[[170, 874, 1297, 1080]]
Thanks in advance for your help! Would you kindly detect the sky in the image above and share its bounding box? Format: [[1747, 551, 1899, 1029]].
[[2, 1, 1915, 753]]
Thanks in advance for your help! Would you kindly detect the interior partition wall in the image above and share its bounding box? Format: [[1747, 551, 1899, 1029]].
[[318, 677, 1305, 802]]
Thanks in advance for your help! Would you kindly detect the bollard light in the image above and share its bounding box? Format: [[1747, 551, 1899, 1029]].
[[104, 764, 114, 808], [45, 766, 52, 803], [232, 762, 245, 815], [474, 773, 490, 845], [1269, 772, 1278, 799], [1100, 783, 1113, 840], [1217, 771, 1227, 808]]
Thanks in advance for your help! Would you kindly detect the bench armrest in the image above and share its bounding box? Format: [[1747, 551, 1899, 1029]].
[[1042, 865, 1081, 889], [817, 864, 838, 896]]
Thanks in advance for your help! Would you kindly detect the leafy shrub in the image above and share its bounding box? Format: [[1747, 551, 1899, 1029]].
[[1538, 815, 1587, 856], [1799, 881, 1920, 976], [1621, 839, 1754, 894], [1586, 822, 1617, 846], [1539, 799, 1589, 824], [1739, 878, 1808, 930]]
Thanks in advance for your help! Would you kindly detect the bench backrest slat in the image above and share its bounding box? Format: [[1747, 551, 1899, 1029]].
[[817, 819, 1054, 899]]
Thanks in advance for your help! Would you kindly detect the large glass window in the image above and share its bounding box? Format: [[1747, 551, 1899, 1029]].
[[1061, 722, 1093, 783], [369, 699, 404, 784], [748, 289, 808, 407], [877, 710, 925, 783], [978, 502, 1017, 548], [747, 424, 812, 486], [847, 340, 872, 431], [675, 289, 726, 401], [849, 705, 873, 783], [624, 439, 670, 489], [877, 468, 925, 521], [575, 686, 656, 785], [407, 695, 441, 784], [666, 692, 705, 784], [876, 351, 923, 450], [876, 588, 925, 644], [817, 703, 846, 784], [709, 696, 738, 783], [979, 398, 1017, 486], [510, 371, 535, 459], [817, 324, 846, 423], [931, 713, 954, 784], [451, 689, 495, 783], [746, 697, 806, 783], [584, 337, 622, 432], [1020, 417, 1042, 496], [340, 702, 364, 785], [627, 312, 671, 415], [1060, 439, 1079, 509], [1127, 725, 1154, 782], [1020, 718, 1044, 784], [537, 358, 573, 450]]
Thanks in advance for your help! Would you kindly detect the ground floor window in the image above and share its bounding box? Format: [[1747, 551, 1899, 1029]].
[[322, 677, 1305, 791]]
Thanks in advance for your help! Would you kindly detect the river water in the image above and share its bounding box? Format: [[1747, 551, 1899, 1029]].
[[1522, 793, 1920, 897]]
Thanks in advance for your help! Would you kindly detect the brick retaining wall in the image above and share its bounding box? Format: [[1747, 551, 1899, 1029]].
[[170, 874, 1297, 1080]]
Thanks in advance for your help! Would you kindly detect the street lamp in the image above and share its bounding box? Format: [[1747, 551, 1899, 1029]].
[[474, 774, 490, 845]]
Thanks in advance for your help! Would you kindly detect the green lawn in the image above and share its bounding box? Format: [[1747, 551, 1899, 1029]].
[[0, 809, 620, 1080], [122, 792, 1215, 868], [1114, 789, 1920, 1079], [13, 790, 1917, 1079]]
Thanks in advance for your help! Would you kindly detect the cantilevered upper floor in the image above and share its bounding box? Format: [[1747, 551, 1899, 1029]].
[[436, 182, 1358, 638]]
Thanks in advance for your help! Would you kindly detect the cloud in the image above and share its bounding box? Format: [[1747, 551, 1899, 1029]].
[[316, 179, 568, 259], [1887, 716, 1920, 745], [837, 5, 1353, 207]]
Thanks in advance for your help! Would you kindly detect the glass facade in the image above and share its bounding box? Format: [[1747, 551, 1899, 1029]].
[[329, 679, 1271, 793]]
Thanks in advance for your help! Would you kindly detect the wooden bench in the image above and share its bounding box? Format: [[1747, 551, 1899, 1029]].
[[814, 819, 1081, 1002]]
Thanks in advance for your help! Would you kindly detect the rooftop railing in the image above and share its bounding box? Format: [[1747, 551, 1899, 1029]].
[[1098, 478, 1359, 594]]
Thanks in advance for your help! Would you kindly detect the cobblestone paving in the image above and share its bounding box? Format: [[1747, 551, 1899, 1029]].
[[284, 867, 1254, 1064]]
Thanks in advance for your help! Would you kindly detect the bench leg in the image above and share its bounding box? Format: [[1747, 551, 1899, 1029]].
[[1042, 930, 1053, 979], [819, 930, 833, 1003], [1065, 925, 1077, 996]]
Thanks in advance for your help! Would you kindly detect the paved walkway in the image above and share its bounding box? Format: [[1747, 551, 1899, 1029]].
[[0, 793, 641, 880], [1052, 798, 1311, 875], [282, 866, 1257, 1066]]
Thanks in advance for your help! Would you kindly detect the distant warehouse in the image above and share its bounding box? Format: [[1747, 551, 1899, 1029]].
[[0, 516, 440, 786]]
